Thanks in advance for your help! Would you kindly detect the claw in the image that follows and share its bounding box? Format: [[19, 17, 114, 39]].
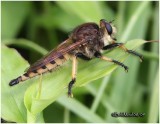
[[124, 67, 129, 73], [139, 56, 143, 62], [68, 92, 73, 98], [127, 50, 143, 62]]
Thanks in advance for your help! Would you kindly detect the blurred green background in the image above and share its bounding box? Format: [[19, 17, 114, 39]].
[[1, 1, 159, 123]]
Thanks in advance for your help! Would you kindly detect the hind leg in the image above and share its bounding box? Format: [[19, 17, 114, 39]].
[[94, 51, 129, 72]]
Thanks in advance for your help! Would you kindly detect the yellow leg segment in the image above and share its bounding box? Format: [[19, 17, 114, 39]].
[[68, 55, 77, 98]]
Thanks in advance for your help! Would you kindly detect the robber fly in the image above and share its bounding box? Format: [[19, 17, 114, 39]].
[[9, 19, 143, 97]]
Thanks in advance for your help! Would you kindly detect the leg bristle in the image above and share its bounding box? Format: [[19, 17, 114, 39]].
[[112, 60, 129, 72], [127, 50, 143, 62], [68, 78, 76, 97]]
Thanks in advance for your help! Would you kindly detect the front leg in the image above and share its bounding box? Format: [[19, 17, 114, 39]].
[[103, 43, 123, 50], [103, 43, 143, 61], [94, 51, 128, 72]]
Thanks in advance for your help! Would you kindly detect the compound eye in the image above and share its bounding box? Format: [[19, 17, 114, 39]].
[[105, 23, 112, 35]]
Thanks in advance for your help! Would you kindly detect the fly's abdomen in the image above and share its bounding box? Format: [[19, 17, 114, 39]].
[[9, 54, 71, 86]]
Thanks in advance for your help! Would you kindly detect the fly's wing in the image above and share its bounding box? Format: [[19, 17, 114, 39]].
[[26, 39, 72, 72], [26, 38, 87, 73]]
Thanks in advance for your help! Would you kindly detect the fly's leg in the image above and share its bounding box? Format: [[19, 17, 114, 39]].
[[75, 52, 91, 60], [68, 55, 77, 97], [103, 43, 123, 50], [95, 52, 129, 72], [68, 78, 76, 98], [68, 53, 90, 97], [103, 43, 143, 61]]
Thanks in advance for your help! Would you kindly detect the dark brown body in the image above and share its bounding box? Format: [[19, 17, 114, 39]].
[[9, 22, 105, 85], [71, 22, 104, 58], [9, 19, 142, 97]]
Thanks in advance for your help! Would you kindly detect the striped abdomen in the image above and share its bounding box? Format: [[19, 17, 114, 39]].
[[9, 54, 71, 86]]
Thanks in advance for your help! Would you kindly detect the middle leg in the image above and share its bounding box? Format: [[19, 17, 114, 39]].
[[68, 55, 77, 97], [68, 53, 91, 97], [94, 51, 129, 72]]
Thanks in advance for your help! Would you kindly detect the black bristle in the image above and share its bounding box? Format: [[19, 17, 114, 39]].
[[112, 60, 129, 72], [127, 50, 143, 61]]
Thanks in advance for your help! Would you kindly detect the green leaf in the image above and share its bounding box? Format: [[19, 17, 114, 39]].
[[116, 1, 126, 37], [4, 39, 48, 55], [56, 1, 104, 22], [148, 71, 159, 122], [55, 2, 114, 32], [91, 76, 110, 112], [2, 39, 146, 122], [120, 1, 151, 42], [1, 45, 45, 123], [23, 39, 146, 121], [86, 83, 128, 123], [57, 95, 105, 122], [63, 107, 70, 123], [1, 1, 31, 41], [1, 45, 30, 122]]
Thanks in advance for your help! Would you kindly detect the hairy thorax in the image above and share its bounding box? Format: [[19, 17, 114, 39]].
[[70, 23, 104, 58]]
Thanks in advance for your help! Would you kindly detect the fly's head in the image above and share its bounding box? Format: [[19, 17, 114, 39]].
[[99, 19, 117, 46]]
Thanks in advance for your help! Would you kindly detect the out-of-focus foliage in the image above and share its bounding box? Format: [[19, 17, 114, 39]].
[[1, 1, 159, 123]]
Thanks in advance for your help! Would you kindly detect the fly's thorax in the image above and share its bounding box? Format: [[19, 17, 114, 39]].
[[70, 22, 105, 58], [71, 23, 99, 42]]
